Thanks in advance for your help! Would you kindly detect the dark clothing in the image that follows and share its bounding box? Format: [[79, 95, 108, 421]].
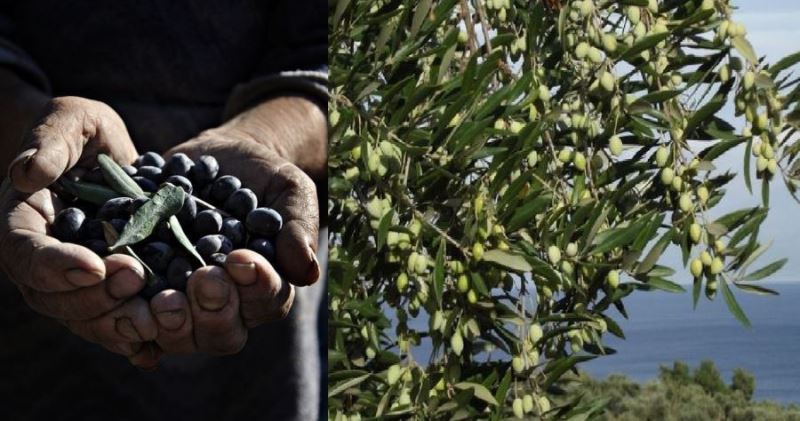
[[0, 0, 327, 150], [0, 2, 326, 420]]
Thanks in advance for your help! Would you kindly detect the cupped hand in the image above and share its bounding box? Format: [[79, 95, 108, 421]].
[[0, 97, 159, 367], [147, 133, 317, 355]]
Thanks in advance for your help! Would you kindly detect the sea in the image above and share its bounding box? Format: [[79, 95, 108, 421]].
[[580, 282, 800, 404]]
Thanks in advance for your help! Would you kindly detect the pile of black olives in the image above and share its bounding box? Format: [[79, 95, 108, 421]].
[[51, 152, 282, 298]]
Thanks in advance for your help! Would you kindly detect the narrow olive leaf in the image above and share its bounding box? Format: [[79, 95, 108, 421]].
[[97, 153, 145, 198], [744, 139, 753, 193], [738, 239, 773, 274], [112, 184, 184, 249], [617, 32, 669, 62], [169, 215, 206, 267], [591, 225, 638, 255], [102, 221, 159, 287], [453, 382, 498, 406], [376, 210, 394, 251], [482, 249, 533, 272], [731, 36, 758, 64], [409, 0, 432, 39], [493, 369, 513, 412], [328, 373, 371, 398], [692, 279, 701, 310], [720, 276, 751, 327], [743, 258, 788, 282], [331, 0, 350, 31], [543, 355, 596, 389], [432, 238, 445, 305], [58, 178, 120, 205], [636, 229, 673, 274], [755, 73, 776, 90], [470, 272, 490, 297], [735, 283, 779, 296], [768, 50, 800, 76], [191, 195, 232, 217], [642, 277, 685, 293]]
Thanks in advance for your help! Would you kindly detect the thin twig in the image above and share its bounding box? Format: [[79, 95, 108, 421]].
[[459, 0, 478, 57]]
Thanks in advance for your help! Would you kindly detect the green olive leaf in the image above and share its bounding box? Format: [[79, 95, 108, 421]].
[[168, 215, 206, 267], [482, 249, 533, 273], [97, 153, 145, 198], [111, 184, 184, 249], [102, 221, 160, 287], [58, 178, 121, 205]]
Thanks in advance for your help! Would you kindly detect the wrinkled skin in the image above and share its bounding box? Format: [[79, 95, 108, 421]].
[[0, 95, 325, 368]]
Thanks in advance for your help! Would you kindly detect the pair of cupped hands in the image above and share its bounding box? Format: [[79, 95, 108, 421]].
[[0, 97, 321, 369]]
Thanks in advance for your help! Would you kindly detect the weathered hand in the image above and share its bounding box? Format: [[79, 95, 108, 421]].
[[0, 97, 160, 368], [148, 134, 315, 355]]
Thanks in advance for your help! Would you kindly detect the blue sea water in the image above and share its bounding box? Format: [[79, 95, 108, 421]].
[[581, 282, 800, 404]]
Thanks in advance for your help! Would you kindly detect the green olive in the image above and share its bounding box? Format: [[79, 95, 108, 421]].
[[689, 223, 702, 244], [655, 146, 670, 167], [700, 250, 713, 266], [710, 257, 724, 275], [457, 274, 470, 293], [512, 355, 525, 373], [660, 168, 675, 186], [523, 395, 534, 413], [529, 324, 544, 343], [450, 331, 464, 356], [387, 364, 401, 385], [690, 258, 703, 278], [547, 245, 562, 264], [512, 398, 524, 419], [697, 186, 710, 205], [575, 41, 590, 59], [678, 193, 693, 213], [467, 289, 478, 304], [396, 272, 409, 292], [602, 33, 617, 52], [606, 270, 620, 289], [609, 135, 623, 156], [472, 243, 484, 261], [743, 71, 755, 90], [600, 71, 615, 92]]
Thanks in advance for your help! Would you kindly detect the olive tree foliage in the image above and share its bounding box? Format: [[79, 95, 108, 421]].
[[328, 0, 800, 419]]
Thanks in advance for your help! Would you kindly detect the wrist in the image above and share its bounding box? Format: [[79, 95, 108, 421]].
[[217, 96, 327, 181]]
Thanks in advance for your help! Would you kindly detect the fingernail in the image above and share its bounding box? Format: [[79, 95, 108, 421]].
[[115, 317, 142, 342], [128, 264, 145, 280], [197, 275, 230, 311], [65, 268, 104, 287], [155, 309, 186, 331], [107, 268, 146, 300], [7, 148, 37, 180], [304, 252, 320, 285], [225, 261, 257, 285]]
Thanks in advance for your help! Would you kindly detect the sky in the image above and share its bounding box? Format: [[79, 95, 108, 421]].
[[688, 0, 800, 283]]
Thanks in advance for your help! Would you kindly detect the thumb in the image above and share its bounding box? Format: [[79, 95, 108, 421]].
[[8, 96, 138, 193]]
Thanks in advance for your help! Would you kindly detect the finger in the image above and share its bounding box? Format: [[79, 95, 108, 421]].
[[150, 289, 196, 354], [19, 254, 145, 320], [187, 266, 248, 356], [224, 249, 294, 328], [261, 163, 320, 286], [64, 297, 158, 347], [8, 96, 138, 193], [0, 188, 106, 292]]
